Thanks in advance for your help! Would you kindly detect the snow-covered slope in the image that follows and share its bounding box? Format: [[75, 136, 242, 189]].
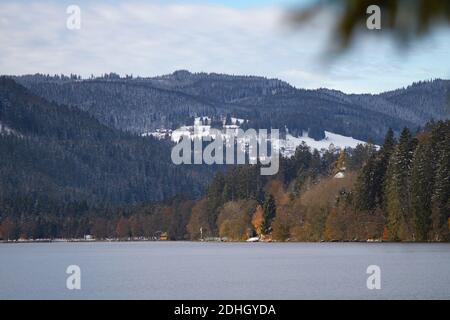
[[278, 131, 369, 157], [142, 117, 373, 158]]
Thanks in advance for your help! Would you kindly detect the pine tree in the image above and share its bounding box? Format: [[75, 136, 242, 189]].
[[347, 142, 376, 170], [261, 194, 276, 235], [222, 183, 232, 202], [206, 172, 226, 235], [386, 128, 417, 240], [355, 154, 377, 211], [430, 126, 450, 241], [376, 128, 396, 210], [355, 129, 395, 213], [381, 128, 396, 158], [411, 141, 433, 241]]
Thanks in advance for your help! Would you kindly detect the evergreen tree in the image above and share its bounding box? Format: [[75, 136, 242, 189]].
[[376, 128, 396, 210], [309, 149, 322, 179], [261, 194, 276, 235], [355, 154, 377, 212], [355, 129, 395, 213], [347, 142, 376, 170], [206, 172, 226, 235], [430, 126, 450, 241], [411, 141, 434, 240], [222, 183, 232, 202], [381, 128, 396, 158], [386, 128, 417, 240]]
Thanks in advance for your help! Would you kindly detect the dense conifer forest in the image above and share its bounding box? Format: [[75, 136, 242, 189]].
[[0, 76, 449, 241], [14, 71, 450, 143]]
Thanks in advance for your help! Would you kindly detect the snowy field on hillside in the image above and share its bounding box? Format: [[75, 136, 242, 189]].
[[142, 117, 373, 158], [278, 131, 368, 157]]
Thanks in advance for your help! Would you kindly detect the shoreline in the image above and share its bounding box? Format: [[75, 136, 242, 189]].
[[1, 239, 448, 244]]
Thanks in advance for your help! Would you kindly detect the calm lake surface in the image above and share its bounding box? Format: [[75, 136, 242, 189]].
[[0, 242, 449, 299]]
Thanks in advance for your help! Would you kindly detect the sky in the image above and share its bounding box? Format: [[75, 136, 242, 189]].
[[0, 0, 449, 93]]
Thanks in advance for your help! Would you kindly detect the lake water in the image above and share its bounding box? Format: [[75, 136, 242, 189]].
[[0, 242, 449, 299]]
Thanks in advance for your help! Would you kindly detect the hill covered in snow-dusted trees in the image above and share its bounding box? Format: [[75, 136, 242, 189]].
[[14, 71, 450, 144], [0, 73, 449, 242]]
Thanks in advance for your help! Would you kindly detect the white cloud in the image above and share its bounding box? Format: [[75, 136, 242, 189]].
[[0, 0, 449, 93]]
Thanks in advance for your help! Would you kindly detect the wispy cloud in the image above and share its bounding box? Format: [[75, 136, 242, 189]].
[[0, 0, 449, 93]]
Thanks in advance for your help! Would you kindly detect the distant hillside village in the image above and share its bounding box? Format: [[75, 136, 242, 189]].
[[2, 118, 449, 242], [143, 115, 369, 159]]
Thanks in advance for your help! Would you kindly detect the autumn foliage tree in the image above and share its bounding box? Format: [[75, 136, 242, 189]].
[[251, 205, 264, 237], [217, 200, 257, 241]]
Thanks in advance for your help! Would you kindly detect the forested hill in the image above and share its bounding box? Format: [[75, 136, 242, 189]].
[[14, 71, 450, 143], [1, 75, 449, 241], [0, 77, 212, 205]]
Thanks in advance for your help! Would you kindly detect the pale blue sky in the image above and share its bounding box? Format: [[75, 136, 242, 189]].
[[173, 0, 303, 8], [1, 0, 449, 93]]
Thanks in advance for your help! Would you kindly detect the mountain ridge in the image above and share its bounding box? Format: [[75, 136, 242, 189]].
[[11, 71, 450, 143]]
